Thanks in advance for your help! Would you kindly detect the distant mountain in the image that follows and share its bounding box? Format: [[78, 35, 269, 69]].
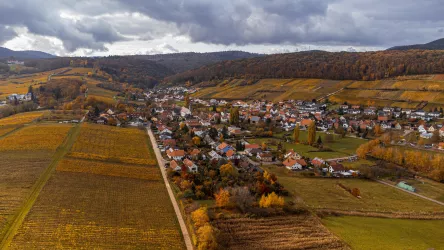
[[134, 51, 263, 73], [387, 38, 444, 51], [0, 47, 56, 59]]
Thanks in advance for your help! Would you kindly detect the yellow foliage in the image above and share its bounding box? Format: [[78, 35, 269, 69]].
[[215, 189, 230, 208], [259, 192, 285, 208], [191, 207, 209, 229], [197, 223, 218, 250], [220, 163, 237, 177]]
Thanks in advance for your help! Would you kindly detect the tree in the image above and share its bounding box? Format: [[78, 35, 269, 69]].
[[259, 192, 285, 208], [215, 189, 230, 208], [196, 224, 218, 250], [307, 121, 316, 146], [230, 187, 254, 213], [317, 135, 323, 145], [431, 130, 440, 143], [191, 207, 209, 229], [374, 124, 382, 136], [220, 163, 238, 178], [184, 92, 190, 107], [261, 142, 267, 151], [192, 136, 201, 146], [208, 127, 218, 139], [293, 125, 300, 143], [230, 107, 240, 125], [219, 134, 224, 143]]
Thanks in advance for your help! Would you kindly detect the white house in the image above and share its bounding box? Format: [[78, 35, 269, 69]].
[[166, 148, 185, 161], [184, 159, 198, 173], [180, 107, 191, 117]]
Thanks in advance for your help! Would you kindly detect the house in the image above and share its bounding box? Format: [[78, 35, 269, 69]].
[[440, 127, 444, 138], [311, 157, 325, 167], [166, 148, 185, 160], [183, 159, 198, 173], [208, 150, 222, 160], [283, 158, 307, 170], [328, 162, 346, 173], [189, 148, 201, 159], [250, 116, 261, 124], [284, 149, 300, 159], [257, 152, 273, 162], [162, 139, 176, 148], [438, 142, 444, 150], [180, 107, 191, 117], [169, 160, 182, 171]]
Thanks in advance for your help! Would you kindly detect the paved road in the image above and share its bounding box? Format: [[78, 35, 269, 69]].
[[376, 180, 444, 206], [146, 127, 193, 250]]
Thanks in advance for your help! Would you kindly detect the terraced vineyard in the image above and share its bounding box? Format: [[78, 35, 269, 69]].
[[7, 123, 185, 249], [214, 214, 348, 250], [192, 78, 352, 102], [0, 112, 44, 126]]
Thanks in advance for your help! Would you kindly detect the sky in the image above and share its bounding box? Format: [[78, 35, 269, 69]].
[[1, 0, 443, 56]]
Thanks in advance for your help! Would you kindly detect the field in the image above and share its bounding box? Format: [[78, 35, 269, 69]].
[[263, 166, 444, 214], [69, 123, 156, 165], [0, 125, 20, 137], [323, 216, 444, 250], [9, 172, 185, 249], [0, 112, 44, 126], [193, 76, 444, 109], [0, 69, 59, 99], [214, 214, 348, 250], [382, 177, 444, 202], [0, 124, 72, 241], [6, 122, 185, 249], [193, 78, 352, 102], [0, 124, 72, 152]]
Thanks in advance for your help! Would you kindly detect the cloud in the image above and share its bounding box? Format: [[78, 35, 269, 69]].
[[2, 0, 444, 55]]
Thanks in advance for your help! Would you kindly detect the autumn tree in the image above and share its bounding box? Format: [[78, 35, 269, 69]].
[[259, 192, 285, 208], [220, 163, 238, 178], [191, 207, 210, 228], [230, 107, 240, 125], [184, 92, 190, 107], [307, 121, 316, 146], [192, 136, 201, 146], [197, 224, 218, 250], [215, 189, 230, 208], [374, 124, 382, 136], [293, 125, 300, 143]]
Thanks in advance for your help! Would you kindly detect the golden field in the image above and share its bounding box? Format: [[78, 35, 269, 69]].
[[9, 172, 185, 249], [57, 158, 161, 181], [0, 124, 71, 152], [69, 124, 155, 165], [0, 125, 20, 137], [0, 112, 45, 126]]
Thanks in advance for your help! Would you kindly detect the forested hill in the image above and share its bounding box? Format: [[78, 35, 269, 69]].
[[387, 38, 444, 51], [165, 50, 444, 84], [0, 47, 55, 59], [134, 51, 262, 73]]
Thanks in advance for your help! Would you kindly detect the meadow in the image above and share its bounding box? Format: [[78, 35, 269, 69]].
[[214, 214, 348, 250], [263, 166, 444, 214], [323, 216, 444, 250]]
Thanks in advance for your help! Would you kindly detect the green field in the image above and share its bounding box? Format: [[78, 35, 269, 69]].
[[263, 166, 444, 214], [323, 216, 444, 250]]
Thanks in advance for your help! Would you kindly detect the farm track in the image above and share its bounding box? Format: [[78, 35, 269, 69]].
[[146, 127, 193, 250], [0, 126, 24, 140], [0, 125, 81, 249]]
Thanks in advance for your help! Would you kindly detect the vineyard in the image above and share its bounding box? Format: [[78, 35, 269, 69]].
[[0, 124, 72, 152], [69, 124, 155, 165], [9, 172, 185, 249], [57, 157, 161, 181], [214, 214, 348, 250], [0, 112, 44, 126], [0, 125, 20, 137]]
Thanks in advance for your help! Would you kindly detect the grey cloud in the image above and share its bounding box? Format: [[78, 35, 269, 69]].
[[0, 26, 16, 44]]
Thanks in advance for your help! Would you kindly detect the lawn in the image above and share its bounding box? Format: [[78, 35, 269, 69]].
[[263, 166, 444, 214], [323, 216, 444, 250]]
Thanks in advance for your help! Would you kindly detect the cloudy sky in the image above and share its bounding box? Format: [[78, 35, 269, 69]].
[[1, 0, 443, 56]]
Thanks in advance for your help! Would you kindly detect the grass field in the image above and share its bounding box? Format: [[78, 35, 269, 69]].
[[263, 166, 444, 214], [323, 216, 444, 250], [382, 177, 444, 202], [0, 112, 44, 126], [214, 214, 348, 250], [9, 172, 185, 249]]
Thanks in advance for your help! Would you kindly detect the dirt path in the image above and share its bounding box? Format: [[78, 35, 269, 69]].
[[146, 127, 193, 250], [0, 125, 81, 249], [376, 180, 444, 206]]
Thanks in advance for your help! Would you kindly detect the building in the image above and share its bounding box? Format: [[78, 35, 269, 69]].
[[169, 160, 182, 171], [166, 148, 185, 161], [183, 159, 198, 173], [397, 181, 416, 192], [283, 158, 307, 171]]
